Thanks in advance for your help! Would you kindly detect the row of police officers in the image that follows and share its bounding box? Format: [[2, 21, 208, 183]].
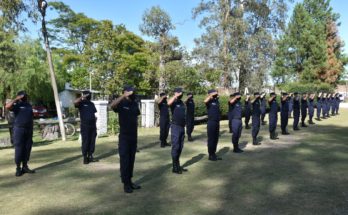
[[5, 88, 342, 194]]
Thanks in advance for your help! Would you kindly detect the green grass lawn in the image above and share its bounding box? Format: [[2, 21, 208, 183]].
[[0, 110, 348, 215]]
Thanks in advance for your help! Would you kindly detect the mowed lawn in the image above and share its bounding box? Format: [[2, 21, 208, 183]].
[[0, 109, 348, 215]]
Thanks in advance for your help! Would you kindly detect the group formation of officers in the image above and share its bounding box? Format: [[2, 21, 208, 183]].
[[5, 87, 342, 194]]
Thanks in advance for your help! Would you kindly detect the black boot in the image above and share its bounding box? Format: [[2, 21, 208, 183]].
[[172, 158, 182, 174], [178, 159, 188, 172], [160, 142, 165, 148], [88, 155, 99, 162], [15, 167, 23, 177], [22, 165, 35, 174], [83, 156, 89, 164], [245, 125, 251, 129], [233, 144, 244, 153], [301, 122, 308, 127], [130, 181, 141, 190], [309, 120, 315, 125], [124, 183, 133, 193], [188, 135, 193, 142], [164, 141, 171, 147], [253, 137, 261, 145], [294, 127, 300, 131]]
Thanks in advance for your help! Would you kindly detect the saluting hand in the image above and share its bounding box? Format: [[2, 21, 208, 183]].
[[15, 95, 24, 101], [124, 91, 133, 98]]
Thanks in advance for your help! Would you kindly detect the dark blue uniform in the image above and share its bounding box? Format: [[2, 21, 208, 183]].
[[206, 98, 220, 156], [229, 100, 243, 150], [244, 100, 251, 128], [293, 97, 300, 129], [335, 97, 341, 114], [322, 98, 327, 118], [12, 101, 33, 167], [251, 99, 261, 143], [288, 97, 293, 118], [158, 99, 170, 146], [260, 98, 267, 124], [113, 99, 140, 185], [301, 98, 308, 126], [186, 98, 195, 138], [268, 98, 278, 137], [170, 100, 186, 160], [76, 100, 97, 157], [316, 97, 322, 119], [308, 98, 315, 122], [330, 97, 335, 115], [280, 98, 289, 133]]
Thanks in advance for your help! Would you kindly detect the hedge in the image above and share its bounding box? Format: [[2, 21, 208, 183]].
[[279, 82, 334, 94]]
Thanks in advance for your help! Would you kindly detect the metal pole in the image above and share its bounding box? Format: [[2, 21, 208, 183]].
[[40, 6, 66, 141]]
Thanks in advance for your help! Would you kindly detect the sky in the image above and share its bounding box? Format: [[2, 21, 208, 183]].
[[25, 0, 348, 54]]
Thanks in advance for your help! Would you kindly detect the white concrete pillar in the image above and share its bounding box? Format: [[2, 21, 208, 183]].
[[93, 100, 108, 136], [141, 100, 155, 128]]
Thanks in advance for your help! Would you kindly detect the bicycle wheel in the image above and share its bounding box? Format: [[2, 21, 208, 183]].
[[64, 123, 76, 136]]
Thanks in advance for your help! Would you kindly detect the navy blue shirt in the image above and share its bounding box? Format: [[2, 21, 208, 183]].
[[293, 97, 300, 110], [281, 98, 289, 113], [76, 100, 97, 125], [170, 99, 186, 127], [317, 97, 322, 104], [244, 100, 251, 115], [301, 98, 308, 111], [206, 98, 220, 121], [252, 99, 261, 117], [12, 102, 33, 128], [230, 100, 242, 120], [158, 99, 169, 118], [269, 98, 278, 114], [186, 99, 195, 118], [113, 99, 140, 136]]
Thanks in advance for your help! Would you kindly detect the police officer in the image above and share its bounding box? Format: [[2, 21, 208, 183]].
[[288, 93, 293, 118], [268, 92, 279, 140], [335, 93, 341, 115], [331, 94, 336, 116], [205, 89, 222, 161], [229, 92, 244, 153], [316, 92, 322, 121], [293, 92, 301, 131], [251, 92, 261, 145], [260, 93, 267, 125], [308, 93, 315, 124], [168, 88, 187, 174], [280, 92, 290, 135], [157, 92, 171, 147], [74, 91, 98, 164], [326, 94, 331, 118], [228, 94, 233, 133], [185, 92, 195, 142], [244, 94, 251, 129], [111, 86, 141, 193], [322, 93, 327, 119], [5, 91, 35, 177], [301, 93, 308, 127]]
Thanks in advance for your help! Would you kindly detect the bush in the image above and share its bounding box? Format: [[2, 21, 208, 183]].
[[280, 82, 334, 93], [107, 110, 119, 135]]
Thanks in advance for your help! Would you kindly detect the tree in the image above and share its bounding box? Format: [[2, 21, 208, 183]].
[[193, 0, 291, 92], [272, 3, 327, 83], [139, 6, 181, 93]]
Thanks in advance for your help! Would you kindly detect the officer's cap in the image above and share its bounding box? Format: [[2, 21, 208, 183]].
[[187, 92, 193, 96], [208, 89, 217, 94], [282, 92, 288, 96], [124, 85, 135, 92], [159, 92, 166, 97], [270, 92, 276, 96], [17, 90, 27, 96], [254, 92, 260, 96], [294, 92, 298, 95], [233, 92, 241, 97], [174, 87, 183, 93], [82, 90, 91, 95]]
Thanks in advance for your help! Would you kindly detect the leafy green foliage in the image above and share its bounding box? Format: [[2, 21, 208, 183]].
[[280, 82, 334, 93]]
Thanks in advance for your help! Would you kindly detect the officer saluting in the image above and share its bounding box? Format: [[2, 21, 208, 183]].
[[308, 93, 315, 124], [322, 93, 327, 119], [301, 93, 308, 127], [5, 91, 35, 177], [204, 89, 222, 161], [316, 92, 322, 121], [185, 92, 195, 142], [168, 88, 187, 174], [260, 93, 267, 125], [229, 92, 244, 153], [111, 86, 141, 193], [74, 91, 98, 164], [268, 92, 279, 140], [244, 94, 251, 129], [293, 92, 301, 130], [251, 92, 261, 145], [157, 92, 171, 148], [280, 92, 290, 135]]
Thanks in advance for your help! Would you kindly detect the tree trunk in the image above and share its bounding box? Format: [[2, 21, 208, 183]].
[[222, 0, 231, 89], [158, 54, 165, 93], [238, 63, 248, 94]]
